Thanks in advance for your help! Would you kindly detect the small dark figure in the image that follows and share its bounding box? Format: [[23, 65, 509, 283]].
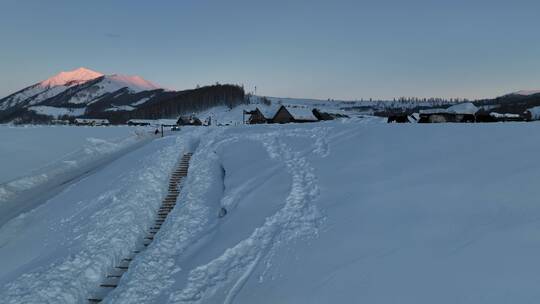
[[154, 129, 159, 135], [218, 207, 227, 218]]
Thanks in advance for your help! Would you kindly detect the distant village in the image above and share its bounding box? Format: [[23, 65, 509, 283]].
[[48, 105, 347, 127], [46, 101, 540, 128], [387, 102, 540, 123]]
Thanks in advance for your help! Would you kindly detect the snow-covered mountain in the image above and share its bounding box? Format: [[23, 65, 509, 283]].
[[0, 67, 163, 112], [0, 68, 104, 111], [0, 68, 246, 124]]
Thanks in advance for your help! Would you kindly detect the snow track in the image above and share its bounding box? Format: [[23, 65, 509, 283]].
[[88, 152, 193, 303], [104, 127, 324, 304]]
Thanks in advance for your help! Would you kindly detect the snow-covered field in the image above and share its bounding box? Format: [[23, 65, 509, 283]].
[[2, 120, 540, 303], [0, 125, 147, 183], [0, 125, 153, 226]]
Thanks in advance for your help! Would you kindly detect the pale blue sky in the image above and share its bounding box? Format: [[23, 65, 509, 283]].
[[1, 0, 540, 100]]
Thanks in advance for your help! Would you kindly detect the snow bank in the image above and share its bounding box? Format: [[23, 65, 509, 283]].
[[0, 126, 154, 225], [0, 135, 184, 303]]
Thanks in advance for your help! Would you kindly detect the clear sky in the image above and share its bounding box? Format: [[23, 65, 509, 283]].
[[1, 0, 540, 100]]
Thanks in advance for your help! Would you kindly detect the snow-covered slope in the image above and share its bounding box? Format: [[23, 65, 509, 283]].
[[62, 74, 161, 105], [510, 90, 540, 96], [3, 121, 540, 303], [0, 125, 155, 227], [0, 68, 103, 110]]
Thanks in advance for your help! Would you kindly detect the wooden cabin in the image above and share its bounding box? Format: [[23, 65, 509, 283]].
[[245, 108, 269, 124], [177, 115, 202, 126], [272, 106, 319, 124]]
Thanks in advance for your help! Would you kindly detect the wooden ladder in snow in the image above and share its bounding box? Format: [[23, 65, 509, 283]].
[[88, 152, 193, 303]]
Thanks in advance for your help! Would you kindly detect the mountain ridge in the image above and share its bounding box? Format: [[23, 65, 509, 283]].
[[0, 68, 246, 124]]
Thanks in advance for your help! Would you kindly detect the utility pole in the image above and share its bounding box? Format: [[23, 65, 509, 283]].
[[161, 125, 164, 137]]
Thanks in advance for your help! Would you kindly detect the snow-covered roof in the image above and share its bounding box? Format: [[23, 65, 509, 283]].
[[284, 106, 318, 121], [246, 106, 280, 119], [420, 103, 478, 115], [445, 103, 478, 114]]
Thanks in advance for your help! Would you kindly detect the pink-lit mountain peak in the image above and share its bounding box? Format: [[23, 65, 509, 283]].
[[40, 67, 104, 87]]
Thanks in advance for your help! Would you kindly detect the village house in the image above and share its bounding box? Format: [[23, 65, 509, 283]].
[[418, 103, 478, 123], [244, 108, 269, 124], [244, 106, 280, 124], [245, 106, 342, 124], [177, 115, 202, 126], [272, 106, 319, 124]]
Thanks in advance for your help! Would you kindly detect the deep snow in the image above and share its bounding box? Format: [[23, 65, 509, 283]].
[[2, 120, 540, 303], [0, 125, 149, 183], [0, 135, 188, 303], [0, 125, 154, 226]]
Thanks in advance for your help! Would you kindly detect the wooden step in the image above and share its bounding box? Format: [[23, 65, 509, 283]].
[[107, 275, 122, 278], [90, 152, 192, 302], [100, 284, 117, 288], [115, 266, 128, 270]]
